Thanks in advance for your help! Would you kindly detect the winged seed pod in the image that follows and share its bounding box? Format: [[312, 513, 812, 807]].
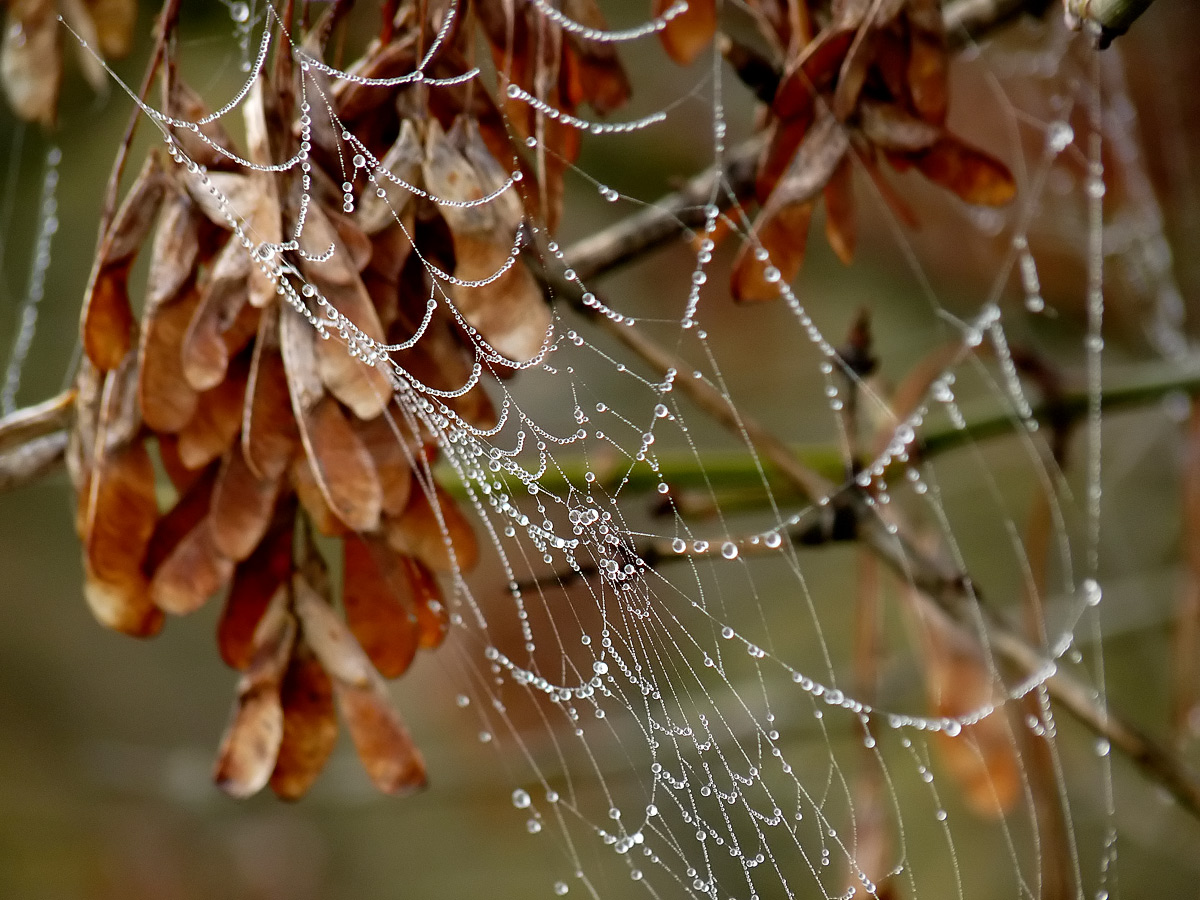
[[66, 1, 620, 799], [712, 0, 1017, 302], [1, 0, 137, 126]]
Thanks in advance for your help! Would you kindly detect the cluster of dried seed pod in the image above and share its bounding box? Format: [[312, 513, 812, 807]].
[[64, 0, 636, 798], [717, 0, 1017, 301]]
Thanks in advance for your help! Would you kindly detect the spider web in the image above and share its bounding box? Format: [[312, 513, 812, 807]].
[[12, 1, 1200, 897]]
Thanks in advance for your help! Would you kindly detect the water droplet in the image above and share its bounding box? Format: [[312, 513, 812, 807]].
[[352, 153, 366, 168], [230, 2, 250, 23], [554, 881, 569, 895], [513, 789, 532, 808], [1047, 121, 1074, 153], [527, 818, 542, 833], [720, 541, 739, 560], [671, 538, 687, 553]]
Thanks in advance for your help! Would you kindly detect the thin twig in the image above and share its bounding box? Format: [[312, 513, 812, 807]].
[[0, 389, 74, 454], [98, 0, 182, 232]]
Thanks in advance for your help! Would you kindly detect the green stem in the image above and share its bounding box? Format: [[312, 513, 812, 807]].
[[440, 356, 1200, 504]]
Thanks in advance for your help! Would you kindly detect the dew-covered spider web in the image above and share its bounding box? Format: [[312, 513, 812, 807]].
[[8, 1, 1200, 898]]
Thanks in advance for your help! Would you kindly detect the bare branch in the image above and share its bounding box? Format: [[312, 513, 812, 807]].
[[0, 389, 74, 454]]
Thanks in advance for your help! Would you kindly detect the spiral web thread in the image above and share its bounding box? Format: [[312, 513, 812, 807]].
[[47, 2, 1200, 898]]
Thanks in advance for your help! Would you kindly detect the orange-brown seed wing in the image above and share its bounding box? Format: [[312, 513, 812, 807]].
[[219, 511, 295, 670], [210, 440, 282, 562], [654, 0, 716, 66], [912, 135, 1017, 207], [343, 535, 420, 679], [385, 481, 478, 574], [213, 593, 296, 798], [81, 437, 163, 637], [270, 639, 339, 801]]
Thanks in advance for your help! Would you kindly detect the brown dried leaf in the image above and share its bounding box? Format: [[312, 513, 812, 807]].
[[655, 0, 716, 66], [357, 119, 424, 234], [757, 114, 814, 205], [242, 306, 298, 480], [145, 184, 202, 312], [343, 536, 420, 679], [185, 171, 263, 229], [288, 452, 350, 537], [911, 591, 1020, 818], [328, 211, 374, 273], [299, 205, 393, 419], [144, 461, 217, 574], [823, 155, 857, 265], [772, 27, 854, 121], [213, 594, 295, 798], [60, 0, 106, 93], [731, 201, 813, 303], [81, 438, 163, 636], [83, 267, 137, 373], [833, 21, 878, 121], [1, 0, 61, 126], [169, 79, 239, 170], [859, 148, 920, 229], [858, 101, 941, 152], [425, 119, 551, 363], [176, 355, 250, 470], [335, 679, 427, 795], [270, 639, 338, 800], [912, 135, 1016, 207], [82, 154, 167, 371], [406, 555, 448, 649], [385, 482, 478, 574], [182, 239, 253, 391], [150, 518, 235, 616], [907, 7, 948, 125], [354, 411, 414, 516], [293, 574, 376, 687], [139, 285, 202, 433], [156, 433, 203, 494], [282, 303, 382, 531], [219, 509, 294, 671], [210, 441, 282, 562], [304, 396, 382, 533], [563, 0, 632, 113], [84, 0, 137, 58], [766, 113, 850, 211]]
